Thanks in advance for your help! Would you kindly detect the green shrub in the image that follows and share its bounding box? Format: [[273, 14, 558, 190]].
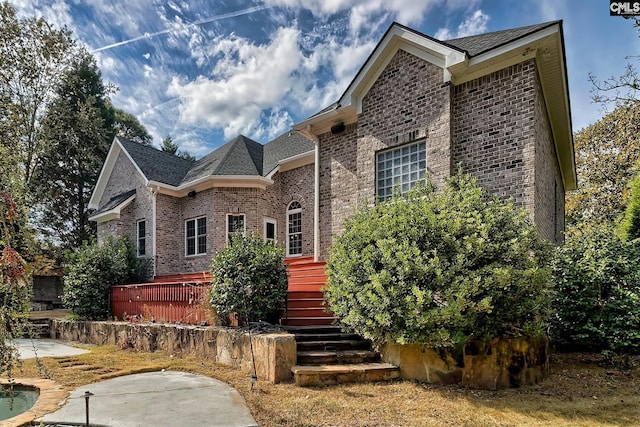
[[210, 234, 288, 324], [63, 236, 144, 320], [551, 223, 640, 353], [324, 172, 553, 348]]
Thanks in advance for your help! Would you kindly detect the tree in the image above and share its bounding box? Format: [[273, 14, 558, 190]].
[[567, 102, 640, 225], [617, 172, 640, 241], [112, 106, 152, 145], [324, 173, 553, 348], [160, 135, 179, 154], [32, 52, 114, 251], [0, 2, 77, 188], [161, 135, 195, 161], [0, 191, 32, 379], [590, 18, 640, 105]]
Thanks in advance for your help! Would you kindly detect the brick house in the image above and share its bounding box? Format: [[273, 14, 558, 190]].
[[90, 20, 575, 323], [89, 132, 316, 276]]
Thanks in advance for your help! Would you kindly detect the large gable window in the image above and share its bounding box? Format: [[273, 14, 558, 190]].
[[186, 216, 207, 256], [287, 201, 302, 257], [376, 140, 426, 201], [227, 214, 246, 241]]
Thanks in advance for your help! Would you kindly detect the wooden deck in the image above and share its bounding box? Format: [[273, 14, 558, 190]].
[[110, 257, 331, 326]]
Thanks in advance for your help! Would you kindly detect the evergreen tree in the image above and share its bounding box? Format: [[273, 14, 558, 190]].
[[160, 135, 178, 154], [33, 53, 114, 251], [161, 135, 196, 161]]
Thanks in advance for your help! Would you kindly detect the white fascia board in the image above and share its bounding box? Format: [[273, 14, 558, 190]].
[[277, 150, 315, 173], [293, 109, 340, 134], [88, 140, 121, 209], [468, 24, 559, 68], [150, 175, 274, 196], [88, 193, 136, 223], [265, 149, 315, 179]]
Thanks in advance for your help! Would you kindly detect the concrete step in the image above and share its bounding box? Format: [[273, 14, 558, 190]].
[[286, 307, 334, 318], [291, 363, 400, 387], [293, 332, 363, 342], [282, 317, 335, 326], [283, 325, 342, 333], [297, 349, 380, 365], [28, 319, 51, 338], [296, 339, 372, 351]]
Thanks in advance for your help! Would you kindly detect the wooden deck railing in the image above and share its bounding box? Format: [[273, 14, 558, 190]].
[[111, 280, 210, 324]]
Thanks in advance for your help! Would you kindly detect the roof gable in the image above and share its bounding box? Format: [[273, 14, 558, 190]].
[[118, 137, 194, 186], [294, 20, 576, 190], [263, 131, 315, 176], [339, 23, 466, 116]]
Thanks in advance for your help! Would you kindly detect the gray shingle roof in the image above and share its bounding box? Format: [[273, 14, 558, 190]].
[[263, 131, 315, 175], [443, 21, 560, 57], [91, 189, 135, 217], [181, 135, 264, 183], [118, 137, 194, 186]]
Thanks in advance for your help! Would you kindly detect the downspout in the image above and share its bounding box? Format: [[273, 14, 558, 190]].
[[310, 125, 320, 262], [151, 186, 158, 278]]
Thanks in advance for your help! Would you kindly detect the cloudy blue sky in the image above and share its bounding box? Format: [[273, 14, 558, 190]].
[[9, 0, 640, 157]]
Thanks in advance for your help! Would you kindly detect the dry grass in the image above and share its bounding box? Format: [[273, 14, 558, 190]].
[[10, 344, 640, 427]]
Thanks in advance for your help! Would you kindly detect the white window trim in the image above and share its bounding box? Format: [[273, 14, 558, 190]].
[[264, 217, 277, 243], [226, 213, 246, 241], [136, 219, 146, 258], [185, 216, 207, 257], [287, 201, 303, 257]]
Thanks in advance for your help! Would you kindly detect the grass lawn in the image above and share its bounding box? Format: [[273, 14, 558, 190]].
[[8, 342, 639, 427]]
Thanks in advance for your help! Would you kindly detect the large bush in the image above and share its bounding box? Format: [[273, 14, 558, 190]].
[[63, 236, 144, 320], [210, 234, 288, 324], [325, 173, 553, 348], [551, 223, 640, 353]]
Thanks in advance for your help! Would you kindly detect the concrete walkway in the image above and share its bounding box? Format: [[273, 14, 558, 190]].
[[16, 338, 90, 359], [39, 371, 258, 427]]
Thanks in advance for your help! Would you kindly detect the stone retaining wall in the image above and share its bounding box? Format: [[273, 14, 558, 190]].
[[381, 336, 549, 389], [49, 319, 296, 384]]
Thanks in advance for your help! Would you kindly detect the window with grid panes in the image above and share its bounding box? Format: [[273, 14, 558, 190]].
[[185, 216, 207, 256], [137, 220, 146, 257], [227, 214, 245, 241], [287, 201, 302, 256], [376, 140, 426, 201]]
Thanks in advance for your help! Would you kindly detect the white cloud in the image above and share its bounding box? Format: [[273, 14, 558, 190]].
[[435, 9, 489, 40], [9, 0, 73, 29], [168, 27, 304, 139], [536, 0, 566, 21], [94, 53, 117, 73]]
